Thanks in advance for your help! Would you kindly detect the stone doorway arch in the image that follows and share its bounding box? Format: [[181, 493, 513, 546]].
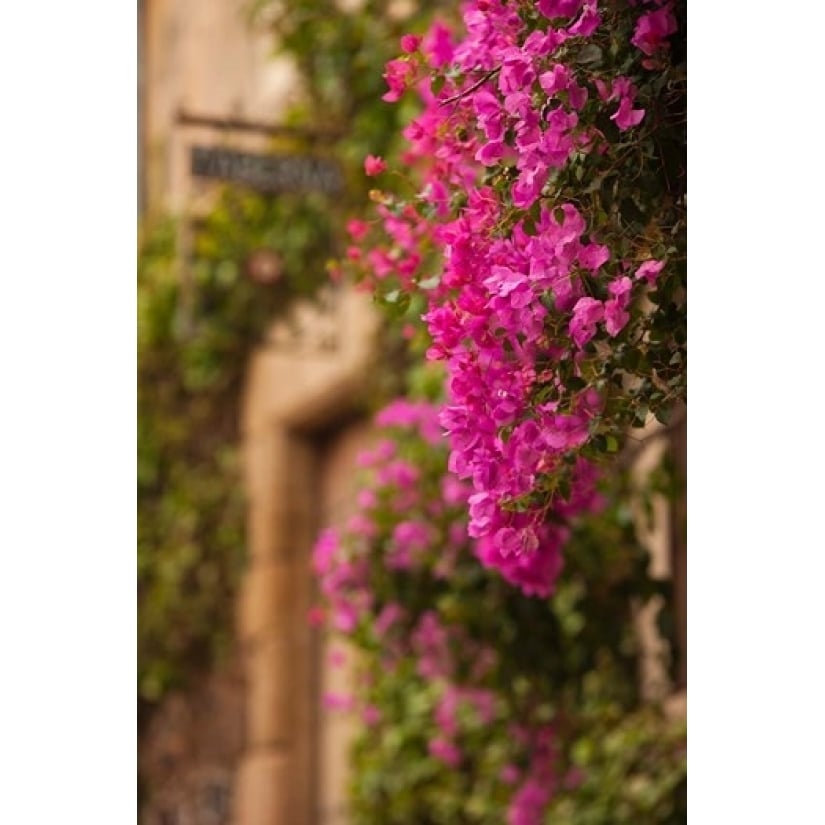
[[234, 287, 379, 825]]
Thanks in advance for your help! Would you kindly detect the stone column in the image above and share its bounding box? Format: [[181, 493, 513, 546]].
[[232, 289, 379, 825]]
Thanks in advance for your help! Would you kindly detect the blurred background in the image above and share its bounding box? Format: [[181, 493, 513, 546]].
[[137, 2, 686, 824]]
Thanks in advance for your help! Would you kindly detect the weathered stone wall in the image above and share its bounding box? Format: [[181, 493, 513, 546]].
[[631, 411, 687, 711], [234, 289, 380, 825], [139, 662, 245, 825], [141, 0, 300, 213]]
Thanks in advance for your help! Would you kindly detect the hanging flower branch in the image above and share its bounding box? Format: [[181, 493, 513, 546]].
[[341, 0, 686, 597]]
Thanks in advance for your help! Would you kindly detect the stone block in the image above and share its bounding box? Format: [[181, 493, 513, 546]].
[[232, 750, 295, 825], [238, 563, 294, 645], [244, 640, 293, 747]]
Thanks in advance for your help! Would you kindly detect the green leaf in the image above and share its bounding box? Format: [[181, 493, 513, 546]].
[[654, 406, 672, 426], [577, 44, 603, 65]]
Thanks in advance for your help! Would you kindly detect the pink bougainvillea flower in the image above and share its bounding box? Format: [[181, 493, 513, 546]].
[[512, 161, 549, 209], [475, 529, 565, 598], [307, 606, 325, 627], [611, 96, 645, 130], [381, 58, 416, 102], [501, 764, 521, 785], [578, 242, 610, 271], [604, 299, 630, 337], [608, 275, 633, 302], [362, 704, 382, 726], [375, 602, 404, 637], [364, 155, 387, 176], [356, 488, 377, 510], [507, 779, 552, 825], [476, 140, 506, 167], [635, 259, 665, 285], [632, 5, 678, 56], [422, 20, 454, 68], [499, 52, 536, 95], [428, 736, 462, 767], [346, 512, 378, 538], [434, 688, 460, 737], [569, 2, 601, 37], [312, 528, 340, 575], [567, 81, 589, 111], [569, 297, 604, 348], [594, 76, 612, 101], [400, 34, 421, 54], [332, 602, 359, 634], [538, 64, 571, 96], [323, 692, 353, 712], [346, 218, 369, 241], [538, 0, 583, 19]]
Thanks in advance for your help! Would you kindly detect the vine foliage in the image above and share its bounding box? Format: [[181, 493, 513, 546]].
[[138, 188, 336, 705]]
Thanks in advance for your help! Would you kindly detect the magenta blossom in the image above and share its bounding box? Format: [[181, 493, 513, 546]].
[[632, 5, 678, 56], [381, 59, 416, 102], [428, 737, 462, 767], [400, 34, 421, 54], [611, 96, 645, 130], [570, 297, 604, 348], [422, 20, 454, 68], [635, 259, 665, 285], [364, 155, 387, 176]]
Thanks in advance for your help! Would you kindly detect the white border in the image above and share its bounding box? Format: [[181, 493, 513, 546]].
[[690, 2, 825, 821], [0, 2, 136, 822]]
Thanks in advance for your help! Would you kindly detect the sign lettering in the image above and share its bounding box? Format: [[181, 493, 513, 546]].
[[190, 146, 344, 196]]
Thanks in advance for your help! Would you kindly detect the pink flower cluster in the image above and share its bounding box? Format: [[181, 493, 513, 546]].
[[311, 399, 580, 823], [312, 527, 370, 633], [346, 0, 678, 594], [506, 726, 559, 825], [312, 400, 475, 646], [428, 682, 498, 768]]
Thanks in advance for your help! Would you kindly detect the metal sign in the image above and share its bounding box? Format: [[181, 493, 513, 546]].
[[190, 145, 344, 196]]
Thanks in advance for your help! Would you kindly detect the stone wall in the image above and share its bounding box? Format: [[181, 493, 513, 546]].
[[141, 0, 300, 213], [139, 662, 245, 825], [234, 289, 380, 825]]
